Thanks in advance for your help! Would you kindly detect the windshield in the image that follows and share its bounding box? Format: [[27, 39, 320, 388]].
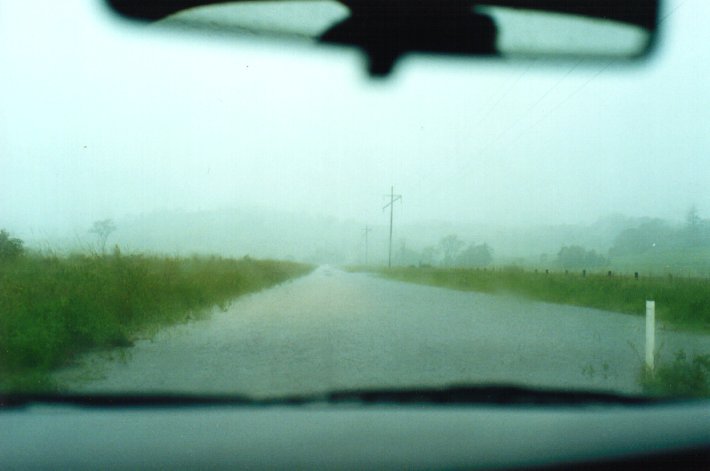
[[0, 0, 708, 400]]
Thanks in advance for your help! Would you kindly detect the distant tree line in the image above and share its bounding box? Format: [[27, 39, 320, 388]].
[[395, 234, 493, 268], [556, 245, 607, 270], [609, 206, 710, 257], [552, 206, 709, 271]]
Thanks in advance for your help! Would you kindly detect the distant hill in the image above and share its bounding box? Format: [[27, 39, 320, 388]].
[[19, 208, 681, 267]]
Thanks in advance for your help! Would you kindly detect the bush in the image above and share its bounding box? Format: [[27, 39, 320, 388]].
[[455, 243, 493, 267], [640, 351, 710, 398], [0, 230, 24, 261]]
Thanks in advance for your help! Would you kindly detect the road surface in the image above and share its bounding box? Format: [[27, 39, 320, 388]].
[[55, 266, 710, 397]]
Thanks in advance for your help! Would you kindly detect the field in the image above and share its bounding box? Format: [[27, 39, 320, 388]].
[[608, 247, 710, 278], [362, 266, 710, 333], [0, 251, 313, 391]]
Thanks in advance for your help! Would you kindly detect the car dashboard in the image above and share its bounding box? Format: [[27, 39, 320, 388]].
[[2, 396, 709, 469]]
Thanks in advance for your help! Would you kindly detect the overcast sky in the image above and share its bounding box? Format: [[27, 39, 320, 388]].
[[1, 0, 709, 237]]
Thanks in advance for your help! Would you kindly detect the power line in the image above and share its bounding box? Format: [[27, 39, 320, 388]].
[[659, 0, 687, 24], [466, 58, 582, 162], [362, 225, 373, 265], [382, 186, 402, 268], [495, 0, 688, 149], [516, 59, 613, 140], [410, 58, 581, 209], [408, 60, 538, 195], [469, 59, 538, 133], [398, 3, 688, 229]]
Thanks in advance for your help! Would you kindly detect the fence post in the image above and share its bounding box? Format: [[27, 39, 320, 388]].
[[645, 300, 655, 371]]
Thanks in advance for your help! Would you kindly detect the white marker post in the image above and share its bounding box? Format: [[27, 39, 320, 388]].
[[645, 300, 655, 371]]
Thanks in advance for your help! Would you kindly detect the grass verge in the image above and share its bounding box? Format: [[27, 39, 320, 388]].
[[355, 266, 710, 332], [0, 251, 313, 391], [640, 351, 710, 398]]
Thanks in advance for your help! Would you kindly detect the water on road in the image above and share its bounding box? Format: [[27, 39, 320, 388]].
[[55, 267, 710, 397]]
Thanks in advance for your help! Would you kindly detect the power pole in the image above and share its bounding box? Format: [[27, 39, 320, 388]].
[[362, 225, 372, 265], [383, 186, 402, 268]]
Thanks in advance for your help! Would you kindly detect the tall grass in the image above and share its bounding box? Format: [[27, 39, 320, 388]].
[[640, 351, 710, 398], [367, 266, 710, 332], [0, 250, 313, 390]]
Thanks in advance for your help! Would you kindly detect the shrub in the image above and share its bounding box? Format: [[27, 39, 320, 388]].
[[640, 351, 710, 398], [0, 230, 24, 261]]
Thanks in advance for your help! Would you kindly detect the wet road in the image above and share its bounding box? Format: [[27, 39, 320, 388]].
[[56, 266, 710, 397]]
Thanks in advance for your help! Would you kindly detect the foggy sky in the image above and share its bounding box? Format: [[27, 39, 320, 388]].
[[1, 0, 709, 240]]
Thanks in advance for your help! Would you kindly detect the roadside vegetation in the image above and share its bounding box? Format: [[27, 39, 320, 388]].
[[359, 265, 710, 332], [0, 232, 313, 392], [640, 351, 710, 398]]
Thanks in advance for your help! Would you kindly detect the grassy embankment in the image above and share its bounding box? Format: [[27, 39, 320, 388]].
[[0, 251, 313, 391], [360, 266, 710, 332]]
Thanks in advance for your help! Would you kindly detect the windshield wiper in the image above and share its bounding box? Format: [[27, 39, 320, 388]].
[[324, 385, 662, 406], [1, 384, 670, 409]]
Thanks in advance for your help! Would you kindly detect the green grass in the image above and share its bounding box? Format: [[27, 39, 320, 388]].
[[640, 351, 710, 398], [609, 247, 710, 278], [359, 266, 710, 332], [0, 251, 313, 391]]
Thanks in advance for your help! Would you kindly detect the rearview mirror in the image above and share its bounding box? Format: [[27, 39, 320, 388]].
[[104, 0, 661, 76]]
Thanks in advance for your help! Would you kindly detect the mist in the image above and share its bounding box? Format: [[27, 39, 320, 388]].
[[2, 0, 710, 267]]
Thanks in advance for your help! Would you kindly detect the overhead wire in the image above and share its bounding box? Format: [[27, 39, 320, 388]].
[[409, 0, 687, 216], [406, 59, 537, 194], [487, 0, 687, 153], [468, 58, 539, 133], [400, 58, 539, 218], [466, 57, 582, 160], [407, 55, 581, 216]]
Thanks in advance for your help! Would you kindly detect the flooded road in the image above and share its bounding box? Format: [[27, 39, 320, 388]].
[[56, 266, 710, 397]]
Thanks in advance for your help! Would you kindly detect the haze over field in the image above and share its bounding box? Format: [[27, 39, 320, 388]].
[[2, 0, 710, 402], [12, 206, 708, 276], [2, 0, 710, 267]]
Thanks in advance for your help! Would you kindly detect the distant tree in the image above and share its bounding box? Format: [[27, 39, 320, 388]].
[[89, 219, 116, 254], [609, 219, 675, 256], [438, 234, 465, 266], [395, 239, 421, 266], [420, 246, 438, 267], [557, 245, 607, 270], [683, 205, 709, 247], [0, 229, 24, 261], [456, 243, 493, 267], [686, 205, 700, 229]]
